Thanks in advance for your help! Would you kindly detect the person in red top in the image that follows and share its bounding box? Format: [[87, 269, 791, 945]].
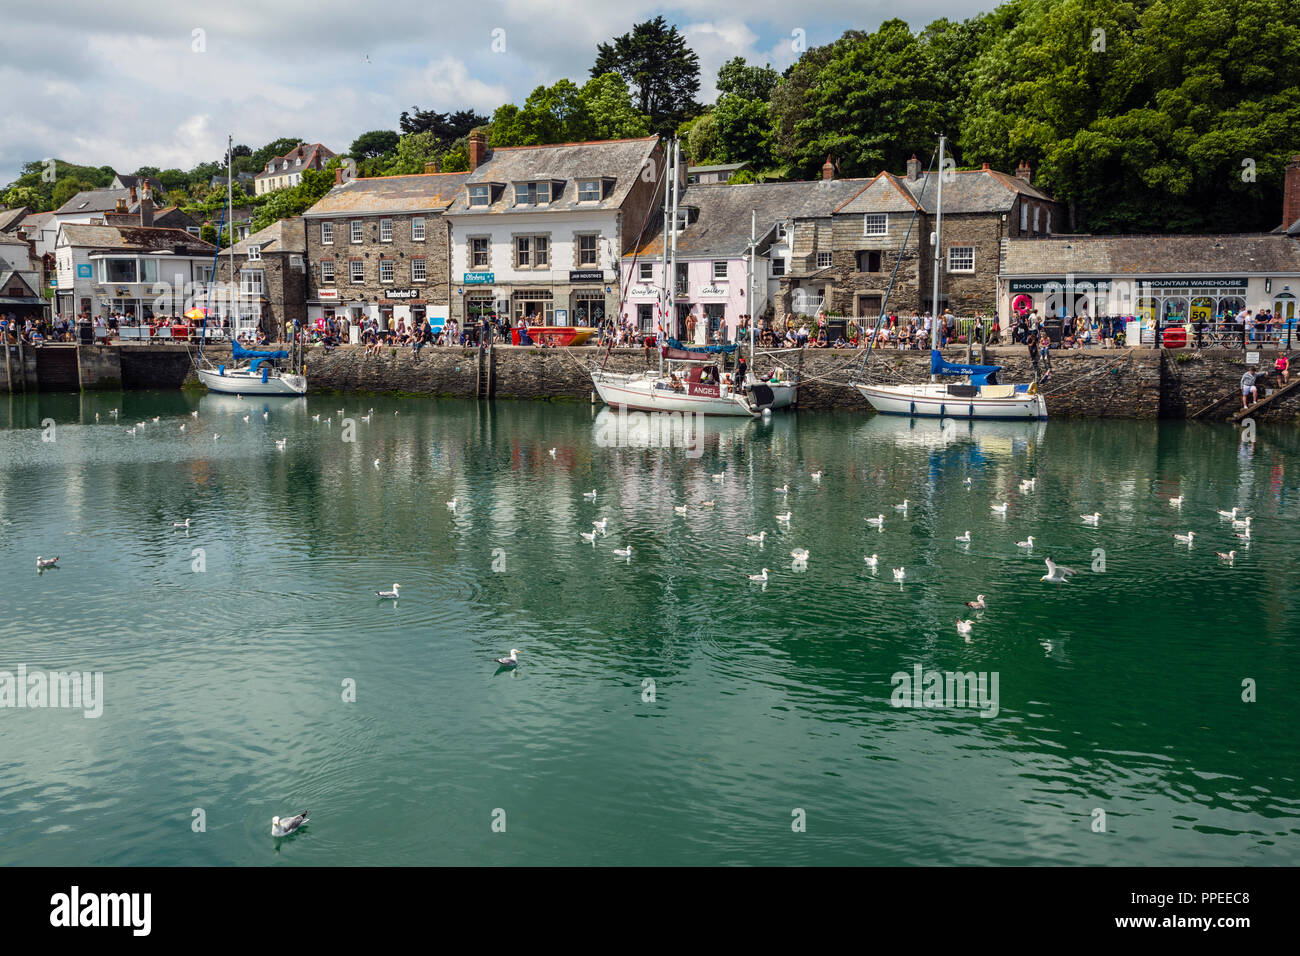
[[1276, 352, 1290, 384]]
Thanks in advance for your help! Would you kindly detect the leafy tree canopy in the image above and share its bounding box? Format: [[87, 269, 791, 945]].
[[591, 16, 701, 136]]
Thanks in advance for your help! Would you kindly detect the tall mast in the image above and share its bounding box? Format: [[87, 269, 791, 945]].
[[659, 143, 669, 375], [227, 134, 235, 334], [931, 134, 945, 354], [749, 209, 756, 365], [669, 138, 680, 343]]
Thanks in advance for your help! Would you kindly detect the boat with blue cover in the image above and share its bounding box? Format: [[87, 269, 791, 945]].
[[197, 340, 307, 395]]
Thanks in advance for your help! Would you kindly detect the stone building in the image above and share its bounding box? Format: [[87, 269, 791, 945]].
[[214, 217, 307, 339], [302, 169, 470, 332], [778, 157, 1062, 323], [444, 133, 667, 328]]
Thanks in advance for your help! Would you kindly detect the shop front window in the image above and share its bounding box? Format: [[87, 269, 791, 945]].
[[573, 293, 605, 327], [513, 292, 554, 325]]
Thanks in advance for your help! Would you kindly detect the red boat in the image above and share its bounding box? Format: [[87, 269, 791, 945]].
[[513, 325, 597, 347]]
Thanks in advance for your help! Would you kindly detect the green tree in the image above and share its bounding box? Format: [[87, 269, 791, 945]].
[[386, 131, 444, 175], [581, 73, 652, 139], [349, 130, 400, 159], [3, 185, 42, 210], [51, 177, 89, 208], [200, 222, 217, 245], [680, 112, 720, 165], [711, 59, 780, 168], [591, 15, 701, 136]]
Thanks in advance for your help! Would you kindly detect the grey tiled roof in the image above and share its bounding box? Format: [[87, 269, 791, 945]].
[[628, 179, 872, 259], [0, 207, 28, 233], [304, 172, 471, 216], [447, 137, 661, 215], [227, 217, 306, 255], [60, 223, 215, 255], [1002, 234, 1300, 275], [255, 143, 335, 181], [901, 169, 1052, 213], [688, 163, 747, 174], [56, 188, 137, 215]]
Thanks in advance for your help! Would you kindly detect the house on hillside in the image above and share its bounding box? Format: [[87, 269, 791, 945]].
[[254, 143, 335, 196]]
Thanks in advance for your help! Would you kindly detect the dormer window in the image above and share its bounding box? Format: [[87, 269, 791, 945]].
[[468, 185, 491, 207], [247, 244, 261, 261], [514, 181, 551, 206], [578, 180, 601, 202]]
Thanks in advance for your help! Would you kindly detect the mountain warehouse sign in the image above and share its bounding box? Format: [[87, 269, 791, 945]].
[[1009, 277, 1248, 293]]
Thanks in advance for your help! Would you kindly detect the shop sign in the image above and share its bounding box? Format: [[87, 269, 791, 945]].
[[569, 270, 603, 282], [463, 272, 494, 284], [317, 289, 339, 300], [384, 289, 419, 299]]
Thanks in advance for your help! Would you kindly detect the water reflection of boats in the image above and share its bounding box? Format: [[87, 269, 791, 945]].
[[859, 412, 1046, 453], [592, 404, 760, 453], [198, 392, 309, 418]]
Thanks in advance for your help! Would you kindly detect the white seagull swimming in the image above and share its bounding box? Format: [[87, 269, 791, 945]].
[[271, 810, 309, 838], [495, 649, 520, 667], [173, 519, 191, 529], [1080, 512, 1101, 525], [863, 554, 879, 568], [376, 584, 401, 599], [1231, 516, 1252, 531], [1216, 507, 1239, 519], [242, 415, 250, 423], [893, 499, 909, 511], [612, 545, 633, 558], [965, 594, 986, 610], [963, 477, 972, 487], [866, 514, 885, 527], [775, 484, 789, 495], [811, 470, 823, 481], [747, 568, 769, 582], [1016, 536, 1035, 549], [711, 471, 726, 482], [592, 518, 608, 534], [991, 502, 1008, 515], [580, 531, 597, 543], [955, 531, 971, 543], [373, 459, 381, 469], [36, 555, 59, 569], [1169, 496, 1184, 507], [1041, 557, 1076, 583], [790, 548, 810, 562], [583, 489, 598, 499], [275, 439, 287, 450], [674, 505, 688, 515], [956, 619, 974, 639], [892, 567, 906, 581], [446, 498, 458, 511], [1173, 531, 1195, 545], [775, 511, 792, 522], [549, 448, 557, 458], [700, 500, 716, 508], [189, 410, 197, 419], [178, 424, 185, 432], [746, 531, 767, 543], [1215, 550, 1237, 563]]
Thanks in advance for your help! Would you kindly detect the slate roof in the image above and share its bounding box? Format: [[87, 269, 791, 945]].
[[55, 188, 138, 216], [447, 137, 661, 215], [0, 207, 29, 233], [1001, 234, 1300, 276], [112, 174, 165, 194], [838, 167, 1054, 215], [226, 217, 306, 256], [304, 172, 472, 217], [59, 223, 215, 255], [19, 211, 55, 234], [628, 179, 872, 259], [688, 162, 747, 174]]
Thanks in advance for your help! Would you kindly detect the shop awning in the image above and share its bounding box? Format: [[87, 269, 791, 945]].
[[0, 296, 47, 305]]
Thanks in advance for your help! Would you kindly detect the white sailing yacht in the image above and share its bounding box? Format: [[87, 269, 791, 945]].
[[852, 135, 1046, 420]]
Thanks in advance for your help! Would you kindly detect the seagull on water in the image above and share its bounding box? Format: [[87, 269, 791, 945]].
[[991, 502, 1008, 515], [893, 499, 909, 511], [956, 619, 974, 640], [710, 471, 725, 482], [866, 514, 884, 528], [700, 500, 716, 508], [1169, 496, 1184, 507], [1019, 477, 1037, 493], [373, 459, 380, 469], [109, 408, 119, 417], [592, 518, 607, 534], [583, 489, 597, 499], [152, 416, 160, 423], [213, 434, 220, 441], [1016, 536, 1035, 549], [580, 531, 597, 543], [1041, 557, 1076, 583], [179, 424, 185, 432], [1080, 512, 1101, 525], [775, 484, 789, 495], [674, 505, 688, 515], [963, 477, 972, 487], [747, 568, 769, 582], [549, 448, 557, 458], [955, 531, 971, 543], [965, 594, 986, 610], [1231, 516, 1252, 531], [1173, 531, 1195, 545], [747, 531, 766, 543], [263, 411, 269, 421], [1215, 550, 1237, 563], [242, 415, 250, 423], [446, 498, 457, 511], [790, 548, 810, 562], [863, 554, 879, 569], [495, 649, 519, 667], [775, 511, 791, 522], [811, 470, 823, 482], [360, 414, 371, 423], [275, 439, 287, 450], [36, 555, 59, 569], [173, 519, 191, 529], [612, 545, 633, 559], [271, 811, 308, 838], [312, 414, 320, 421], [189, 410, 197, 419], [376, 583, 401, 599], [892, 567, 906, 581], [1217, 507, 1239, 519], [126, 426, 136, 435], [337, 408, 345, 416]]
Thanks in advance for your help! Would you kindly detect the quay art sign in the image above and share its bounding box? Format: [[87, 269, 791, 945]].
[[628, 284, 656, 296], [463, 272, 494, 284]]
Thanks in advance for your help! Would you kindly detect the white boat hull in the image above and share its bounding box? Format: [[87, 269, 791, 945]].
[[198, 366, 307, 396], [855, 382, 1047, 420], [592, 371, 796, 416]]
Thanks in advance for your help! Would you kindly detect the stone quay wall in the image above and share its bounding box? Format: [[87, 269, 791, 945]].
[[5, 340, 1297, 423]]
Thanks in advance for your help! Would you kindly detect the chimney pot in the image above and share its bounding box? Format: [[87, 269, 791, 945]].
[[906, 155, 921, 181], [1016, 160, 1032, 184], [822, 155, 836, 181], [469, 131, 488, 171], [129, 186, 137, 204], [1283, 154, 1300, 230], [335, 167, 344, 185], [982, 162, 991, 171]]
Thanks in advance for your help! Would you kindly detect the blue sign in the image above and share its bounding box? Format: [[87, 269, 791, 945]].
[[76, 264, 93, 278], [463, 272, 494, 285]]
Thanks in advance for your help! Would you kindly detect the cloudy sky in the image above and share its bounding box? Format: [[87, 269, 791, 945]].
[[0, 0, 993, 186]]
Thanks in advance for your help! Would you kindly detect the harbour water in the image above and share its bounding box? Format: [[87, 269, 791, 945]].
[[1, 392, 1297, 865]]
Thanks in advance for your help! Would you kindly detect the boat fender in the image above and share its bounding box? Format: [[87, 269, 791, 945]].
[[262, 367, 270, 384], [218, 364, 224, 376], [968, 403, 974, 417]]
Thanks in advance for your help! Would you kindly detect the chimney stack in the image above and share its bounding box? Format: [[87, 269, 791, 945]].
[[335, 166, 344, 185], [424, 159, 441, 174], [469, 131, 488, 171], [822, 155, 836, 181], [129, 185, 137, 205], [114, 197, 128, 213], [981, 162, 991, 171], [1016, 160, 1032, 184], [1283, 154, 1300, 230], [906, 155, 921, 181], [140, 184, 154, 227]]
